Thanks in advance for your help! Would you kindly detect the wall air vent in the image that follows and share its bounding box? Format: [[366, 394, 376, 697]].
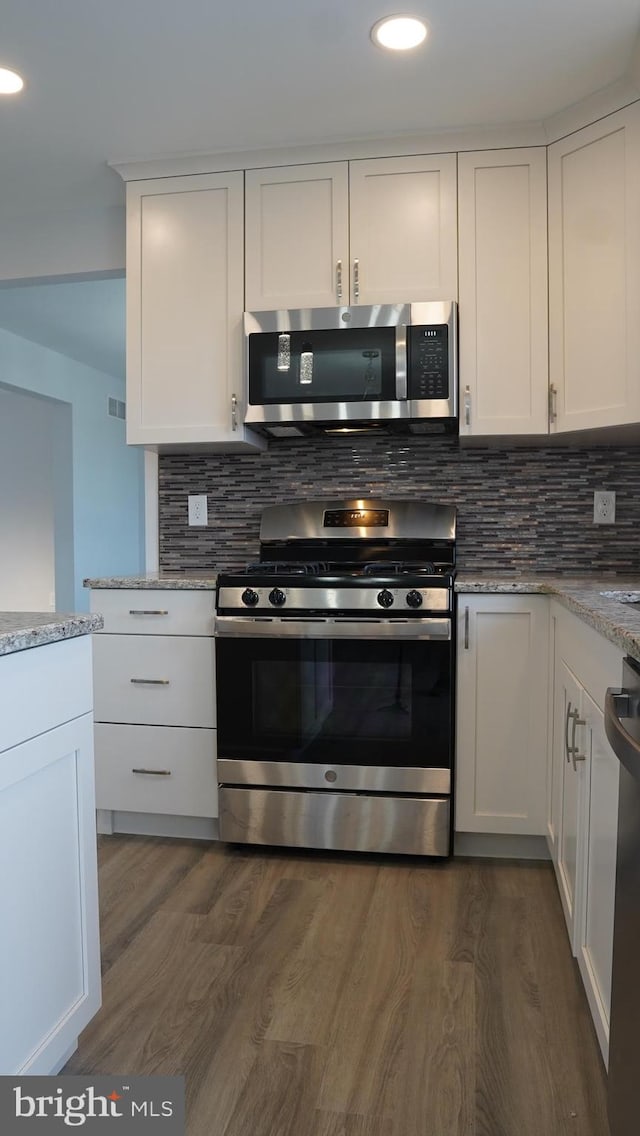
[[108, 398, 126, 420]]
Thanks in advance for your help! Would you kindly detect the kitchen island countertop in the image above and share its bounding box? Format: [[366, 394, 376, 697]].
[[456, 573, 640, 663], [0, 611, 104, 657], [84, 572, 218, 589]]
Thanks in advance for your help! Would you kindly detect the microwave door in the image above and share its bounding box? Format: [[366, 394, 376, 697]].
[[248, 327, 398, 406]]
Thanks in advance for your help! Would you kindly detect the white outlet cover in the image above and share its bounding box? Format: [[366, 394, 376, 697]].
[[188, 493, 208, 526], [593, 490, 616, 525]]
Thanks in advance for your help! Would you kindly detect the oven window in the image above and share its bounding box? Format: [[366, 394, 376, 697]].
[[216, 636, 452, 768], [248, 327, 398, 405]]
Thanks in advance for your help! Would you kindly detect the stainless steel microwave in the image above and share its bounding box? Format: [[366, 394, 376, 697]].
[[243, 301, 458, 436]]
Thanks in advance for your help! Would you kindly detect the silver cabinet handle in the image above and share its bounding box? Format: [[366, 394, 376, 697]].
[[130, 678, 170, 685], [570, 708, 586, 770], [128, 609, 168, 616], [131, 768, 172, 776], [548, 384, 558, 424], [566, 706, 586, 769], [464, 385, 471, 427], [565, 700, 573, 763], [336, 260, 343, 303], [464, 606, 469, 650], [231, 393, 238, 431], [353, 259, 360, 303]]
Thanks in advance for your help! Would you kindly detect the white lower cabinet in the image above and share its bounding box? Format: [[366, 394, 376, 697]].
[[89, 589, 218, 828], [455, 595, 549, 835], [0, 637, 100, 1074], [549, 603, 622, 1065]]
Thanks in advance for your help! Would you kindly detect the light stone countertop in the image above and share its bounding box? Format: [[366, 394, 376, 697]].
[[83, 570, 640, 663], [0, 612, 104, 657], [84, 572, 218, 590], [456, 573, 640, 663]]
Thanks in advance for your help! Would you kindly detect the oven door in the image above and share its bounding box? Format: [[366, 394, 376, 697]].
[[215, 616, 452, 795]]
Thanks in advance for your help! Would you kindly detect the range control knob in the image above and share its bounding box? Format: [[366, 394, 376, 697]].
[[269, 587, 287, 607], [406, 589, 423, 609], [377, 588, 394, 609], [241, 588, 259, 607]]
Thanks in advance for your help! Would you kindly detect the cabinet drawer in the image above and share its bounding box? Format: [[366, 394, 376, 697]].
[[1, 637, 93, 754], [93, 635, 215, 727], [89, 589, 215, 636], [94, 723, 217, 817]]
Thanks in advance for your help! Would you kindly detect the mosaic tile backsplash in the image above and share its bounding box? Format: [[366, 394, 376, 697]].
[[158, 434, 640, 575]]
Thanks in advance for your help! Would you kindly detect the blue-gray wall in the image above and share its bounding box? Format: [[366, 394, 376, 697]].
[[0, 328, 144, 611]]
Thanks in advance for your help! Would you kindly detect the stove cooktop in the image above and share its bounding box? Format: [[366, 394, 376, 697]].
[[216, 565, 455, 616], [216, 499, 457, 616]]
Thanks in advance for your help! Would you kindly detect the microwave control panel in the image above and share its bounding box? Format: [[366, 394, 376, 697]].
[[407, 325, 449, 400]]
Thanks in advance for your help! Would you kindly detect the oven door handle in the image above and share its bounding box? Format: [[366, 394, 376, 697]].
[[214, 616, 451, 640]]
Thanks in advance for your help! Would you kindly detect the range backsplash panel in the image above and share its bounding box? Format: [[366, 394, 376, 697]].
[[158, 435, 640, 575]]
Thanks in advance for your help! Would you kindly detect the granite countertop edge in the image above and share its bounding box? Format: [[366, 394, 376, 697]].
[[84, 574, 218, 590], [456, 573, 640, 663], [82, 571, 640, 662], [0, 613, 104, 658]]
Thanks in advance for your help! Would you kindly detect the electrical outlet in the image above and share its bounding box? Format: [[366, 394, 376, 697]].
[[593, 490, 616, 525], [188, 493, 208, 526]]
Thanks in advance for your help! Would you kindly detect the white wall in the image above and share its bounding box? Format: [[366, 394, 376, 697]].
[[0, 387, 57, 610], [0, 329, 144, 612], [0, 205, 125, 283]]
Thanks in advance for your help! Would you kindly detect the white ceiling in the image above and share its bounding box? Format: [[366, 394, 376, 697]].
[[1, 1, 639, 372], [2, 0, 640, 223]]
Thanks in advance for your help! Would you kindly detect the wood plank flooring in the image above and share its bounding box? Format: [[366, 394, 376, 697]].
[[65, 837, 610, 1136]]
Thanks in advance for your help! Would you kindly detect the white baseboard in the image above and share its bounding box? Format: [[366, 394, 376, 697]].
[[100, 810, 219, 841], [454, 832, 551, 860]]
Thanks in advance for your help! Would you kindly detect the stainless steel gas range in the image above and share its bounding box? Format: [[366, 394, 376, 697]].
[[214, 498, 456, 857]]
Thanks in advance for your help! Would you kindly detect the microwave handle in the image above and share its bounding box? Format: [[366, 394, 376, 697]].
[[353, 259, 360, 303], [336, 260, 343, 303]]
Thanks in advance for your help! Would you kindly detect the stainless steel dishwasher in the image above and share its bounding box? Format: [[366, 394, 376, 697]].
[[604, 656, 640, 1136]]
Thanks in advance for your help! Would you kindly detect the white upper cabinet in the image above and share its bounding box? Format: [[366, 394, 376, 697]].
[[348, 155, 458, 305], [244, 154, 458, 311], [458, 148, 549, 436], [245, 163, 349, 311], [126, 172, 263, 450], [548, 104, 640, 432]]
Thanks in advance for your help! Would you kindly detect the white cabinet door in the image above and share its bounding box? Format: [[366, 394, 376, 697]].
[[548, 602, 623, 1066], [554, 659, 589, 949], [548, 103, 640, 432], [458, 148, 549, 436], [577, 690, 619, 1066], [0, 714, 100, 1074], [245, 163, 349, 310], [245, 154, 457, 310], [348, 154, 458, 304], [455, 595, 548, 835], [126, 172, 261, 449]]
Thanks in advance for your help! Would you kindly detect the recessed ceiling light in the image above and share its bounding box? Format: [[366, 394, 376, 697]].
[[0, 67, 24, 94], [371, 15, 428, 51]]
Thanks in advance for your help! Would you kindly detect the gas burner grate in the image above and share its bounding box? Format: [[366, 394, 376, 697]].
[[245, 561, 331, 576], [362, 561, 440, 576]]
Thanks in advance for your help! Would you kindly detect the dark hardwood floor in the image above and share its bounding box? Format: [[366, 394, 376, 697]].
[[65, 836, 610, 1136]]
